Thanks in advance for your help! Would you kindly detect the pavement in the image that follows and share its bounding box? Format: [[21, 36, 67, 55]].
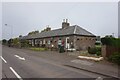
[[66, 52, 120, 79], [1, 45, 120, 79]]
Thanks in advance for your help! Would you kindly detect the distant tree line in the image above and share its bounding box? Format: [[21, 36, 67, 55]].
[[28, 27, 51, 35], [28, 30, 39, 35], [41, 27, 51, 32], [2, 27, 52, 47]]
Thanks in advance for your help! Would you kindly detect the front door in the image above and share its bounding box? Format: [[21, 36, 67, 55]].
[[66, 37, 70, 49]]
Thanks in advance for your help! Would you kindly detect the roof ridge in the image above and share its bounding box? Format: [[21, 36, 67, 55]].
[[77, 25, 94, 35], [73, 25, 77, 34]]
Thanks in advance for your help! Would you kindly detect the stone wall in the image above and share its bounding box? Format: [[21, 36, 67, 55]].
[[75, 36, 96, 50], [28, 35, 96, 51]]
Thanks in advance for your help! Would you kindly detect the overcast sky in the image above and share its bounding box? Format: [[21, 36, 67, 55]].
[[2, 2, 118, 39]]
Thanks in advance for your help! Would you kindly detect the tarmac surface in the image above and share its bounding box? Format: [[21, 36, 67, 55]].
[[1, 46, 119, 79]]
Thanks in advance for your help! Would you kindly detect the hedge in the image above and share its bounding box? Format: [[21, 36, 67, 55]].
[[101, 37, 120, 47], [108, 52, 120, 65]]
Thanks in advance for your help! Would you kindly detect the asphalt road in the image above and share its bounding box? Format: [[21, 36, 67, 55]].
[[1, 46, 107, 79]]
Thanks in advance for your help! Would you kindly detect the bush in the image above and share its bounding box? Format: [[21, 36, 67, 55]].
[[108, 52, 120, 65], [88, 47, 101, 56], [101, 37, 120, 47], [96, 51, 101, 56]]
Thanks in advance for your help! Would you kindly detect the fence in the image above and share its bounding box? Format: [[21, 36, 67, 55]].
[[102, 45, 120, 58]]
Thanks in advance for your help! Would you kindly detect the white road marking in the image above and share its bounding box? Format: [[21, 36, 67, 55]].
[[15, 55, 19, 58], [19, 57, 25, 61], [96, 77, 103, 80], [0, 56, 7, 63], [9, 67, 23, 80], [14, 55, 25, 61]]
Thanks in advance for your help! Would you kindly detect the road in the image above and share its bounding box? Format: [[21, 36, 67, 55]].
[[1, 46, 108, 79]]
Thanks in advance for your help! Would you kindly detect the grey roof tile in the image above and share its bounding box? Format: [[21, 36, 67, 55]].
[[21, 25, 95, 40]]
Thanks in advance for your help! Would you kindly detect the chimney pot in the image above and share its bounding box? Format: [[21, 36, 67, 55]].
[[63, 19, 65, 22], [66, 19, 68, 23]]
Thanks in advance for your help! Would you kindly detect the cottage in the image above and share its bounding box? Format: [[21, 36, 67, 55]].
[[20, 19, 96, 51]]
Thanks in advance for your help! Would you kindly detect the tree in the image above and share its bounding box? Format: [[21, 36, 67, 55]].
[[41, 27, 51, 32], [8, 39, 13, 47], [13, 38, 20, 46], [19, 35, 22, 38], [2, 39, 7, 45], [28, 30, 39, 35]]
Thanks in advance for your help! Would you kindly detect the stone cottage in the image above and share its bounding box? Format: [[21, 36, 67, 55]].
[[20, 19, 96, 51]]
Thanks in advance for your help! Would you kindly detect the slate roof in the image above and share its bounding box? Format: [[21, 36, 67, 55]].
[[20, 25, 95, 40]]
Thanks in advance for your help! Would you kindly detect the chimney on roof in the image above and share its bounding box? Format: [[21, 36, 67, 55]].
[[62, 19, 70, 29], [46, 25, 51, 31]]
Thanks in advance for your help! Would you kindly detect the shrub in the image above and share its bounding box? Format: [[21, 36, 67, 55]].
[[21, 40, 29, 47], [88, 47, 96, 54], [108, 52, 120, 65], [96, 51, 101, 56], [88, 47, 101, 56]]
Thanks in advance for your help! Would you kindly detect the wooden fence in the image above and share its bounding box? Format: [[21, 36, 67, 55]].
[[102, 45, 120, 58]]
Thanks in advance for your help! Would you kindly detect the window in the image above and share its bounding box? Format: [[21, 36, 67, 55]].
[[40, 41, 42, 44], [48, 40, 51, 44], [58, 39, 62, 45], [77, 38, 79, 40], [35, 39, 38, 44], [51, 40, 52, 43]]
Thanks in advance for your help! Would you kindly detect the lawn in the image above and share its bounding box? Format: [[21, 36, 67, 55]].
[[29, 47, 47, 51], [95, 45, 101, 48]]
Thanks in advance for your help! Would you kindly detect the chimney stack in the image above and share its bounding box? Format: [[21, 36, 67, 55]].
[[62, 19, 70, 29]]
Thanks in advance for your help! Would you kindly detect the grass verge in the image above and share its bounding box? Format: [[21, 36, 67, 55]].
[[29, 47, 47, 51]]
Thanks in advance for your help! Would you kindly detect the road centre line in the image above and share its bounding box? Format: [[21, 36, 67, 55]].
[[0, 56, 7, 63], [9, 67, 23, 80]]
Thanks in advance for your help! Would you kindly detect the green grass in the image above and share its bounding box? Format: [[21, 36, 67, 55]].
[[95, 45, 101, 48], [29, 47, 47, 51], [79, 48, 101, 58]]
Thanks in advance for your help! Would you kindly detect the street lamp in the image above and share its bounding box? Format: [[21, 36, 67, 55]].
[[4, 24, 13, 39]]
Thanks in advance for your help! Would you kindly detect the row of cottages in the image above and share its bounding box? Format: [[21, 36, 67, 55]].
[[20, 19, 96, 51]]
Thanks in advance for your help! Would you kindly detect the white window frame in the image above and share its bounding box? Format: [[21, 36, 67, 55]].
[[43, 39, 45, 44]]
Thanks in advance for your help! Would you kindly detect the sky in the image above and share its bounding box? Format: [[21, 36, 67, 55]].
[[2, 2, 119, 39], [118, 2, 120, 38]]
